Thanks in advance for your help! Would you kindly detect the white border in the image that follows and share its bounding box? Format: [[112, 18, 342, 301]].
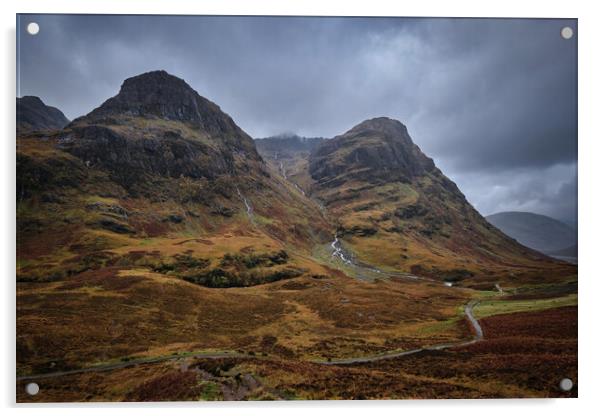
[[3, 1, 601, 415]]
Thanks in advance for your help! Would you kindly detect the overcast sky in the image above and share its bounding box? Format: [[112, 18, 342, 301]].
[[17, 15, 577, 223]]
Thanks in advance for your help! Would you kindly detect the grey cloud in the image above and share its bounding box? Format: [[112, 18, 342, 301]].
[[450, 162, 577, 224]]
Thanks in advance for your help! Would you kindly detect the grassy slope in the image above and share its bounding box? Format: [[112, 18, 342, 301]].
[[17, 136, 332, 282]]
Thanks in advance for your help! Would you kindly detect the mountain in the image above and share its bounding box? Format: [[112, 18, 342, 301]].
[[305, 117, 566, 281], [547, 244, 577, 257], [63, 70, 263, 194], [17, 96, 69, 134], [546, 244, 577, 264], [17, 70, 331, 285], [310, 118, 435, 184], [16, 72, 573, 289], [486, 211, 577, 254]]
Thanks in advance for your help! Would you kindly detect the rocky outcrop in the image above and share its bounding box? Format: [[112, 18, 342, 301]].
[[17, 96, 70, 134], [309, 117, 435, 185], [61, 71, 264, 193]]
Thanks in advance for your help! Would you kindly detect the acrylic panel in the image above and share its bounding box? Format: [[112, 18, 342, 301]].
[[16, 14, 577, 402]]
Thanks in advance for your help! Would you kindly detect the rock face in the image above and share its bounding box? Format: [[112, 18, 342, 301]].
[[62, 70, 263, 192], [255, 134, 326, 194], [75, 70, 255, 151], [17, 96, 70, 134], [310, 118, 435, 185]]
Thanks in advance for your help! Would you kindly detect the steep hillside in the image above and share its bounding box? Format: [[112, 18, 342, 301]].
[[17, 96, 70, 134], [486, 212, 577, 254], [307, 117, 569, 283], [17, 70, 332, 285]]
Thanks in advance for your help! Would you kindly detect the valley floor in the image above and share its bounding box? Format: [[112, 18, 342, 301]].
[[16, 304, 577, 401], [16, 251, 577, 401]]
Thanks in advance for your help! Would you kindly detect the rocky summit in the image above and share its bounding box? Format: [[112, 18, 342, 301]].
[[16, 71, 332, 290], [61, 71, 262, 193], [75, 70, 252, 142], [310, 118, 436, 186], [17, 96, 70, 134]]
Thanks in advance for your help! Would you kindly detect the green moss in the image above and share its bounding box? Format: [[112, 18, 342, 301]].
[[197, 381, 223, 401], [417, 317, 461, 336], [254, 215, 275, 225], [473, 294, 577, 319]]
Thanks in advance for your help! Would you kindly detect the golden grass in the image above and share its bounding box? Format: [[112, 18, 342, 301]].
[[17, 263, 473, 374]]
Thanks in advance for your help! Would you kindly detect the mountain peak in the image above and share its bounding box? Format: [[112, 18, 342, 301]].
[[348, 117, 408, 137], [19, 95, 45, 105], [17, 95, 70, 134], [310, 117, 434, 184], [76, 70, 230, 129], [61, 71, 263, 191], [119, 70, 195, 99]]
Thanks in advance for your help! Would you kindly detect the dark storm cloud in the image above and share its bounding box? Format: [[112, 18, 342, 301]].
[[16, 14, 577, 222]]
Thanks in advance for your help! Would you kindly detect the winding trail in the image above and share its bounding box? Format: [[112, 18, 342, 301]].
[[17, 301, 484, 381], [319, 300, 482, 365], [17, 352, 246, 382]]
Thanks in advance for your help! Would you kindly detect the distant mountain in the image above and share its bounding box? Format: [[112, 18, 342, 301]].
[[17, 96, 69, 134], [486, 212, 577, 254], [547, 244, 577, 257]]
